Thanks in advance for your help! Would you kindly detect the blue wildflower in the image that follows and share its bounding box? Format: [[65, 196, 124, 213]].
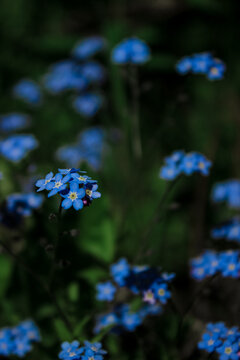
[[0, 134, 38, 162], [85, 183, 101, 200], [176, 56, 193, 74], [216, 340, 239, 360], [13, 79, 42, 106], [219, 251, 240, 278], [60, 182, 85, 210], [73, 93, 103, 118], [96, 281, 116, 302], [12, 338, 32, 357], [207, 59, 226, 81], [159, 164, 180, 180], [206, 322, 227, 337], [151, 282, 171, 304], [0, 113, 30, 132], [192, 53, 213, 74], [72, 36, 106, 60], [198, 332, 222, 352], [112, 37, 150, 65], [46, 173, 71, 197], [35, 172, 54, 192], [59, 341, 83, 360], [121, 312, 142, 331], [81, 61, 106, 83], [7, 193, 43, 217], [83, 341, 107, 355], [110, 258, 130, 286]]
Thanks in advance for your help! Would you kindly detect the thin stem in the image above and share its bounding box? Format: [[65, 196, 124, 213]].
[[129, 65, 142, 160], [135, 178, 180, 262], [0, 239, 73, 333]]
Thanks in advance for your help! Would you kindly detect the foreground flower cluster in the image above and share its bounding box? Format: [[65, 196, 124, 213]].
[[159, 150, 212, 180], [191, 250, 240, 280], [59, 340, 107, 360], [94, 258, 173, 333], [176, 52, 226, 80], [0, 320, 40, 357], [198, 322, 240, 360], [35, 168, 101, 210]]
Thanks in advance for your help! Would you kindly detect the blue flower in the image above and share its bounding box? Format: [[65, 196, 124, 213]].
[[58, 168, 81, 175], [12, 338, 32, 357], [0, 134, 38, 162], [216, 340, 239, 360], [85, 183, 101, 200], [165, 150, 185, 165], [46, 173, 71, 197], [0, 113, 30, 132], [151, 282, 171, 304], [61, 182, 85, 210], [206, 322, 227, 337], [192, 53, 213, 74], [0, 330, 13, 356], [112, 37, 150, 65], [159, 164, 180, 180], [195, 153, 212, 175], [176, 56, 193, 74], [219, 251, 240, 278], [59, 341, 83, 360], [94, 313, 118, 333], [81, 61, 106, 83], [83, 341, 107, 355], [190, 251, 220, 280], [198, 332, 222, 352], [13, 79, 42, 106], [207, 59, 226, 80], [17, 320, 41, 342], [179, 153, 198, 175], [72, 36, 106, 60], [35, 172, 55, 192], [73, 93, 103, 118], [121, 312, 142, 331], [110, 258, 130, 286], [96, 281, 116, 301], [7, 193, 43, 217], [71, 173, 94, 185]]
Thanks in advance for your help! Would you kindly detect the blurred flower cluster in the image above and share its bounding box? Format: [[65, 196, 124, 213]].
[[176, 53, 226, 80], [112, 37, 150, 65], [211, 219, 240, 243], [0, 320, 40, 357], [190, 250, 240, 280], [59, 340, 107, 360], [36, 167, 101, 210], [94, 258, 173, 333], [198, 322, 240, 360], [212, 180, 240, 208], [159, 150, 212, 180]]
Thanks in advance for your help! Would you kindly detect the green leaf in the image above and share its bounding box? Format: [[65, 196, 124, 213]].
[[68, 282, 79, 302], [53, 319, 72, 342], [78, 267, 108, 285], [0, 255, 13, 299]]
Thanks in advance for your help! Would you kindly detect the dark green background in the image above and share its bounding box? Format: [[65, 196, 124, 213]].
[[0, 0, 240, 359]]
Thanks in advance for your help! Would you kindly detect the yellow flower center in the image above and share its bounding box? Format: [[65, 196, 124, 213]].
[[228, 264, 235, 270], [69, 192, 77, 201], [198, 161, 205, 169], [69, 352, 76, 357], [86, 189, 92, 197], [208, 339, 214, 346], [78, 176, 86, 181], [211, 67, 218, 75], [225, 347, 232, 355], [44, 179, 51, 185], [55, 181, 62, 188], [158, 288, 165, 296], [91, 346, 97, 351]]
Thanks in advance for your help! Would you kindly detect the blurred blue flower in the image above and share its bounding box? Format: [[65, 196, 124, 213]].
[[176, 56, 193, 74], [13, 79, 42, 105], [7, 193, 43, 217], [72, 36, 106, 60], [211, 220, 240, 243], [212, 180, 240, 209], [0, 113, 30, 132], [198, 332, 222, 353], [81, 61, 106, 83], [207, 59, 226, 81], [110, 258, 130, 286], [73, 93, 103, 118], [0, 134, 38, 162], [192, 53, 213, 74], [112, 37, 150, 65], [96, 281, 116, 301], [59, 341, 83, 360], [121, 312, 141, 331], [217, 340, 239, 360]]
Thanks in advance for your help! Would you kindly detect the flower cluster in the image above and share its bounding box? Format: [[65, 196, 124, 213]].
[[112, 37, 150, 64], [94, 303, 162, 334], [0, 320, 40, 357], [0, 113, 30, 132], [56, 127, 106, 170], [13, 79, 42, 106], [43, 37, 106, 118], [94, 258, 173, 333], [35, 168, 101, 210], [212, 180, 240, 209], [58, 340, 107, 360], [190, 250, 240, 280], [176, 53, 226, 80], [211, 219, 240, 243], [0, 134, 38, 162], [159, 150, 212, 180], [6, 193, 43, 217], [198, 322, 240, 360]]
